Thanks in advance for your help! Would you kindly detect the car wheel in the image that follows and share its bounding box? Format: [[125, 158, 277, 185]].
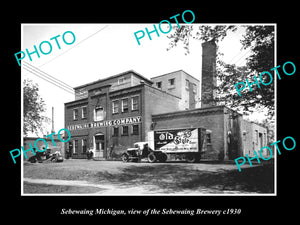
[[121, 153, 129, 162], [147, 152, 157, 163]]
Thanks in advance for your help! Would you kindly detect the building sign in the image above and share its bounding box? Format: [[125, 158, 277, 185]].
[[67, 116, 142, 131]]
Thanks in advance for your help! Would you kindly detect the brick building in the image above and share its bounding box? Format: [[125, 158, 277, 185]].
[[151, 106, 268, 160], [64, 71, 182, 159], [64, 40, 267, 161], [241, 120, 268, 158], [151, 70, 200, 109], [150, 39, 267, 160]]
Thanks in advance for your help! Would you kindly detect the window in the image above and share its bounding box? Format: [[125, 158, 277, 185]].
[[185, 79, 189, 90], [93, 88, 102, 95], [94, 107, 104, 121], [132, 124, 139, 135], [82, 106, 87, 119], [122, 126, 129, 136], [259, 133, 263, 148], [73, 109, 78, 120], [131, 96, 139, 111], [112, 100, 119, 114], [82, 138, 87, 154], [206, 130, 212, 144], [192, 83, 197, 94], [112, 127, 119, 137], [156, 81, 162, 89], [168, 78, 175, 88], [73, 139, 78, 154], [118, 77, 125, 84], [255, 130, 258, 143], [121, 98, 129, 113], [206, 133, 211, 144]]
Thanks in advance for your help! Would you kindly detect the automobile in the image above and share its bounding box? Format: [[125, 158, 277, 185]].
[[49, 150, 64, 162], [121, 142, 167, 163], [28, 147, 63, 163], [121, 142, 150, 162]]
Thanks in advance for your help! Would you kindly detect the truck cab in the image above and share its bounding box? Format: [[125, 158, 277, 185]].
[[122, 142, 150, 162], [122, 142, 167, 163]]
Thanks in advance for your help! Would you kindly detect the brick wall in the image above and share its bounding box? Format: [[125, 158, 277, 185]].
[[108, 87, 143, 157], [144, 85, 180, 141], [150, 70, 182, 98], [152, 106, 226, 160], [241, 120, 268, 157], [201, 40, 217, 108], [150, 70, 200, 110], [65, 85, 144, 159]]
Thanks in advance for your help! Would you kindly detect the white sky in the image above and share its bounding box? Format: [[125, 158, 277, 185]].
[[21, 23, 262, 136]]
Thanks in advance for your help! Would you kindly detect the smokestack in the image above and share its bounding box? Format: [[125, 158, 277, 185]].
[[201, 39, 217, 108], [51, 107, 55, 133]]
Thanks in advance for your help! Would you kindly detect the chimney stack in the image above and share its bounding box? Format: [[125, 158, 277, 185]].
[[201, 39, 217, 108]]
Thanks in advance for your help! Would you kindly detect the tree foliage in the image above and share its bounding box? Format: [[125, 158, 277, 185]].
[[23, 79, 50, 136], [167, 25, 275, 117]]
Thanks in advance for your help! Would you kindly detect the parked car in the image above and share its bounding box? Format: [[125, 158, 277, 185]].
[[121, 142, 167, 163], [28, 147, 63, 163]]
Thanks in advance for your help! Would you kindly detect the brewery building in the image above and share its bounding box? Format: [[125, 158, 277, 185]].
[[64, 40, 268, 160]]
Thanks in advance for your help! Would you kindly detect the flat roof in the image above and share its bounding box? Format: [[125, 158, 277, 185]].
[[150, 70, 200, 82], [152, 105, 242, 118], [74, 70, 153, 90]]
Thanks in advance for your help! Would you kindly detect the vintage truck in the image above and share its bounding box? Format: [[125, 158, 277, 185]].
[[121, 142, 153, 162], [122, 127, 206, 163]]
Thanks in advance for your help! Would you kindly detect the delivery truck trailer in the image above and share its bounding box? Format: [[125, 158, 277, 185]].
[[147, 127, 206, 163]]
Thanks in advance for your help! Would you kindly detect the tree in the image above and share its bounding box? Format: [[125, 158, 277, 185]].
[[239, 25, 275, 116], [167, 25, 275, 117], [23, 79, 50, 136]]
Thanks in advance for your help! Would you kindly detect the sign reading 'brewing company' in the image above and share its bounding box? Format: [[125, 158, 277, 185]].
[[67, 116, 142, 131]]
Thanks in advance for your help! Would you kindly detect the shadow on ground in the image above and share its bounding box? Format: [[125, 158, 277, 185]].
[[91, 163, 274, 193]]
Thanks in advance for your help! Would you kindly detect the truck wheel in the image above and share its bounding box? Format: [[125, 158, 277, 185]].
[[196, 154, 201, 163], [121, 153, 129, 162], [147, 153, 157, 163], [158, 153, 167, 163], [186, 153, 199, 163]]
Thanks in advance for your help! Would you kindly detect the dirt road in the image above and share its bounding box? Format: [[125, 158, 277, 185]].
[[23, 159, 274, 195]]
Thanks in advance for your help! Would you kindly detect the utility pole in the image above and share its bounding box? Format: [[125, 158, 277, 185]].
[[51, 107, 55, 133]]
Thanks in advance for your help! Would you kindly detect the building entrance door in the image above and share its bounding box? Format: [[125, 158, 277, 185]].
[[258, 133, 263, 149], [94, 134, 104, 159]]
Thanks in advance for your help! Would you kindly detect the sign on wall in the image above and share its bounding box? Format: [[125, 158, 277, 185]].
[[67, 116, 142, 131]]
